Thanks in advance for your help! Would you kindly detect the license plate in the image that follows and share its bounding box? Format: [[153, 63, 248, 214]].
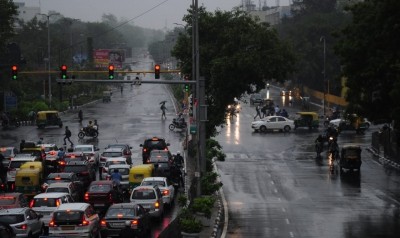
[[111, 222, 125, 228], [94, 203, 103, 207], [61, 226, 75, 230], [142, 204, 150, 208]]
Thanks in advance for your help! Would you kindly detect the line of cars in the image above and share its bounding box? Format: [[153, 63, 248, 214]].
[[0, 136, 181, 237]]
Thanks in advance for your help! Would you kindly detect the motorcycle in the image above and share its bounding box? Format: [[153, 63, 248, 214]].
[[78, 127, 99, 139], [1, 117, 21, 129], [169, 117, 187, 131]]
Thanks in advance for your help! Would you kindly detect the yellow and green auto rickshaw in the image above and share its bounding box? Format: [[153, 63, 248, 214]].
[[20, 161, 44, 178], [36, 110, 63, 129], [128, 164, 154, 192], [15, 167, 43, 197], [294, 112, 320, 130]]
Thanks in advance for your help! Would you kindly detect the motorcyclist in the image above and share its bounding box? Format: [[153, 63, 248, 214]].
[[110, 169, 122, 187], [328, 137, 339, 160], [86, 120, 95, 134], [175, 113, 186, 127], [174, 151, 184, 167], [315, 134, 324, 157]]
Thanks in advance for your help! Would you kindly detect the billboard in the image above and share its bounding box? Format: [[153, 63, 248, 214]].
[[93, 49, 125, 69]]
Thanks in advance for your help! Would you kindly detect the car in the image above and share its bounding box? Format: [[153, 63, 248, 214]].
[[130, 185, 164, 219], [63, 161, 96, 188], [105, 164, 131, 192], [0, 207, 44, 238], [329, 117, 371, 129], [48, 203, 100, 237], [250, 93, 263, 105], [101, 157, 128, 180], [38, 144, 59, 171], [140, 137, 170, 164], [0, 193, 29, 209], [58, 152, 88, 172], [30, 192, 73, 231], [251, 116, 295, 133], [7, 154, 40, 190], [42, 172, 83, 193], [140, 177, 175, 207], [84, 180, 123, 214], [99, 148, 127, 169], [0, 147, 18, 168], [100, 203, 151, 237], [45, 182, 82, 202], [280, 88, 292, 96], [105, 144, 133, 164], [0, 222, 14, 238], [73, 144, 100, 166], [148, 150, 173, 177]]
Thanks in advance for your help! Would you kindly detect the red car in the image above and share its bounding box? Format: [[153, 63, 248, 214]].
[[84, 180, 123, 214], [0, 193, 29, 209]]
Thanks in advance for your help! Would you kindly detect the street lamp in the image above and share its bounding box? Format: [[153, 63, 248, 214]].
[[38, 13, 60, 108], [320, 36, 326, 116]]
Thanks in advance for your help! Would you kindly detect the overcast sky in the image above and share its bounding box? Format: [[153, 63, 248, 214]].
[[20, 0, 290, 30]]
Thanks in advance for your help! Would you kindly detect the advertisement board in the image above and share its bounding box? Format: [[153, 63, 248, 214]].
[[93, 49, 125, 69]]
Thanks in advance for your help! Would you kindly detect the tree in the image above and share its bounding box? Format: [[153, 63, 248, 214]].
[[172, 7, 295, 137], [0, 0, 18, 66], [335, 0, 400, 125]]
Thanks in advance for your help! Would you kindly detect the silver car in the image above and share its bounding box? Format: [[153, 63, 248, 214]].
[[0, 207, 44, 238], [130, 185, 164, 219]]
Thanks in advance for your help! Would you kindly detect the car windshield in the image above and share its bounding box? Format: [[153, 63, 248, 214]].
[[74, 147, 92, 152], [64, 165, 87, 173], [22, 150, 42, 157], [32, 198, 60, 207], [0, 149, 11, 157], [108, 168, 129, 175], [106, 208, 136, 218], [131, 189, 156, 199], [0, 197, 16, 205], [105, 161, 125, 167], [145, 140, 167, 150], [102, 152, 122, 157], [141, 181, 166, 187], [343, 148, 360, 157], [53, 211, 83, 222], [89, 184, 111, 192], [9, 161, 27, 169], [0, 215, 25, 224], [47, 187, 69, 193]]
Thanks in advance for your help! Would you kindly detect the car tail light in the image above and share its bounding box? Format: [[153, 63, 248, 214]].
[[100, 219, 107, 227], [162, 190, 169, 196], [130, 219, 138, 229], [108, 193, 113, 203], [143, 148, 147, 152], [80, 215, 90, 226], [146, 159, 150, 163], [29, 200, 35, 208], [155, 201, 160, 208], [56, 199, 61, 207], [84, 193, 89, 201], [10, 183, 15, 191], [15, 224, 27, 230], [49, 219, 56, 227], [58, 161, 66, 165]]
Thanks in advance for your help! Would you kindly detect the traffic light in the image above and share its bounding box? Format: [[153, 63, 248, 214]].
[[60, 65, 67, 79], [11, 65, 18, 80], [184, 74, 190, 92], [108, 64, 114, 79], [154, 64, 160, 79], [184, 84, 190, 92]]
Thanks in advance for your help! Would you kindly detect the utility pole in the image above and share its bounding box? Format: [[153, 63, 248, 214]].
[[320, 36, 326, 116]]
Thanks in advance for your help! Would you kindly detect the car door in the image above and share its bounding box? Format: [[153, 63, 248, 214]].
[[277, 117, 287, 129], [85, 206, 99, 234], [26, 209, 41, 235], [267, 117, 278, 129]]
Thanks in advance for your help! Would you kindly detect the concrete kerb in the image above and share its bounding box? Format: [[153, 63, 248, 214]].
[[367, 147, 400, 171], [213, 158, 228, 238]]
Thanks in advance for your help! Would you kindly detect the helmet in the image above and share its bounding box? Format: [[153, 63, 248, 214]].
[[114, 169, 119, 173], [177, 151, 181, 155]]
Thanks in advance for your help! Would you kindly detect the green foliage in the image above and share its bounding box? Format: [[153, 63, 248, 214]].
[[335, 0, 400, 123], [172, 7, 295, 137], [200, 172, 223, 195], [191, 196, 216, 219], [177, 194, 188, 208], [0, 0, 18, 50], [179, 216, 202, 233]]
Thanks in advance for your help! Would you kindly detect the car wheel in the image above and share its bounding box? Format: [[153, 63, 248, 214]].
[[260, 126, 267, 133], [283, 125, 291, 132]]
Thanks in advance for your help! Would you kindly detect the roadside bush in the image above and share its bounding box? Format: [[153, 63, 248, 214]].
[[201, 171, 223, 195]]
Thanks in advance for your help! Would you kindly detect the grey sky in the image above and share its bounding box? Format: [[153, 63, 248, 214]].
[[21, 0, 290, 30]]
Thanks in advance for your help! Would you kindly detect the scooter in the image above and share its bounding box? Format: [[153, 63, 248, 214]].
[[169, 117, 187, 131]]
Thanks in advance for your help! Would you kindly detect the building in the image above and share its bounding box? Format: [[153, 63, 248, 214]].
[[14, 2, 40, 23], [241, 0, 292, 26]]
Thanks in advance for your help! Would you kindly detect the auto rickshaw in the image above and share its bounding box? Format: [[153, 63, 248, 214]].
[[294, 112, 319, 130], [36, 110, 63, 129], [339, 144, 362, 173], [128, 164, 154, 192], [103, 91, 111, 103], [15, 167, 43, 197], [337, 114, 368, 134]]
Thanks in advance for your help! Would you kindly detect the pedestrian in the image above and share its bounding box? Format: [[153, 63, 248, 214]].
[[37, 137, 44, 145], [281, 109, 288, 118], [274, 105, 280, 116], [94, 119, 99, 131], [0, 153, 7, 185], [160, 102, 167, 119], [254, 105, 262, 120], [63, 126, 74, 147], [19, 139, 25, 152], [261, 105, 267, 118], [78, 110, 83, 123]]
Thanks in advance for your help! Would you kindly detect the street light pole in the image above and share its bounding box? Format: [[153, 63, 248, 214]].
[[320, 36, 326, 116], [39, 13, 59, 108]]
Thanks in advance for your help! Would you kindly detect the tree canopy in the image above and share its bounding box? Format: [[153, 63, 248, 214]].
[[335, 0, 400, 125], [0, 0, 18, 66], [172, 7, 295, 137]]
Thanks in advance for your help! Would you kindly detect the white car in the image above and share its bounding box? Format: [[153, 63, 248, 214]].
[[73, 145, 100, 165], [49, 203, 100, 237], [140, 177, 175, 207], [251, 116, 294, 133], [101, 158, 128, 180]]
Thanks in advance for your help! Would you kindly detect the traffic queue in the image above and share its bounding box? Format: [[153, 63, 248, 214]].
[[0, 136, 184, 237]]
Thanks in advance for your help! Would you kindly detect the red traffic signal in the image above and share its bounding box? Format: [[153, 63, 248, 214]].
[[154, 64, 160, 79], [108, 64, 115, 79], [60, 65, 67, 79], [11, 65, 18, 80]]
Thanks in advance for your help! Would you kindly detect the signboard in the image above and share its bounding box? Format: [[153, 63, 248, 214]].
[[5, 95, 17, 110], [93, 49, 125, 69]]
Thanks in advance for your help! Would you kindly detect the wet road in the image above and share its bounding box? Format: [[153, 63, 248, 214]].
[[0, 59, 185, 237], [216, 88, 400, 238]]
